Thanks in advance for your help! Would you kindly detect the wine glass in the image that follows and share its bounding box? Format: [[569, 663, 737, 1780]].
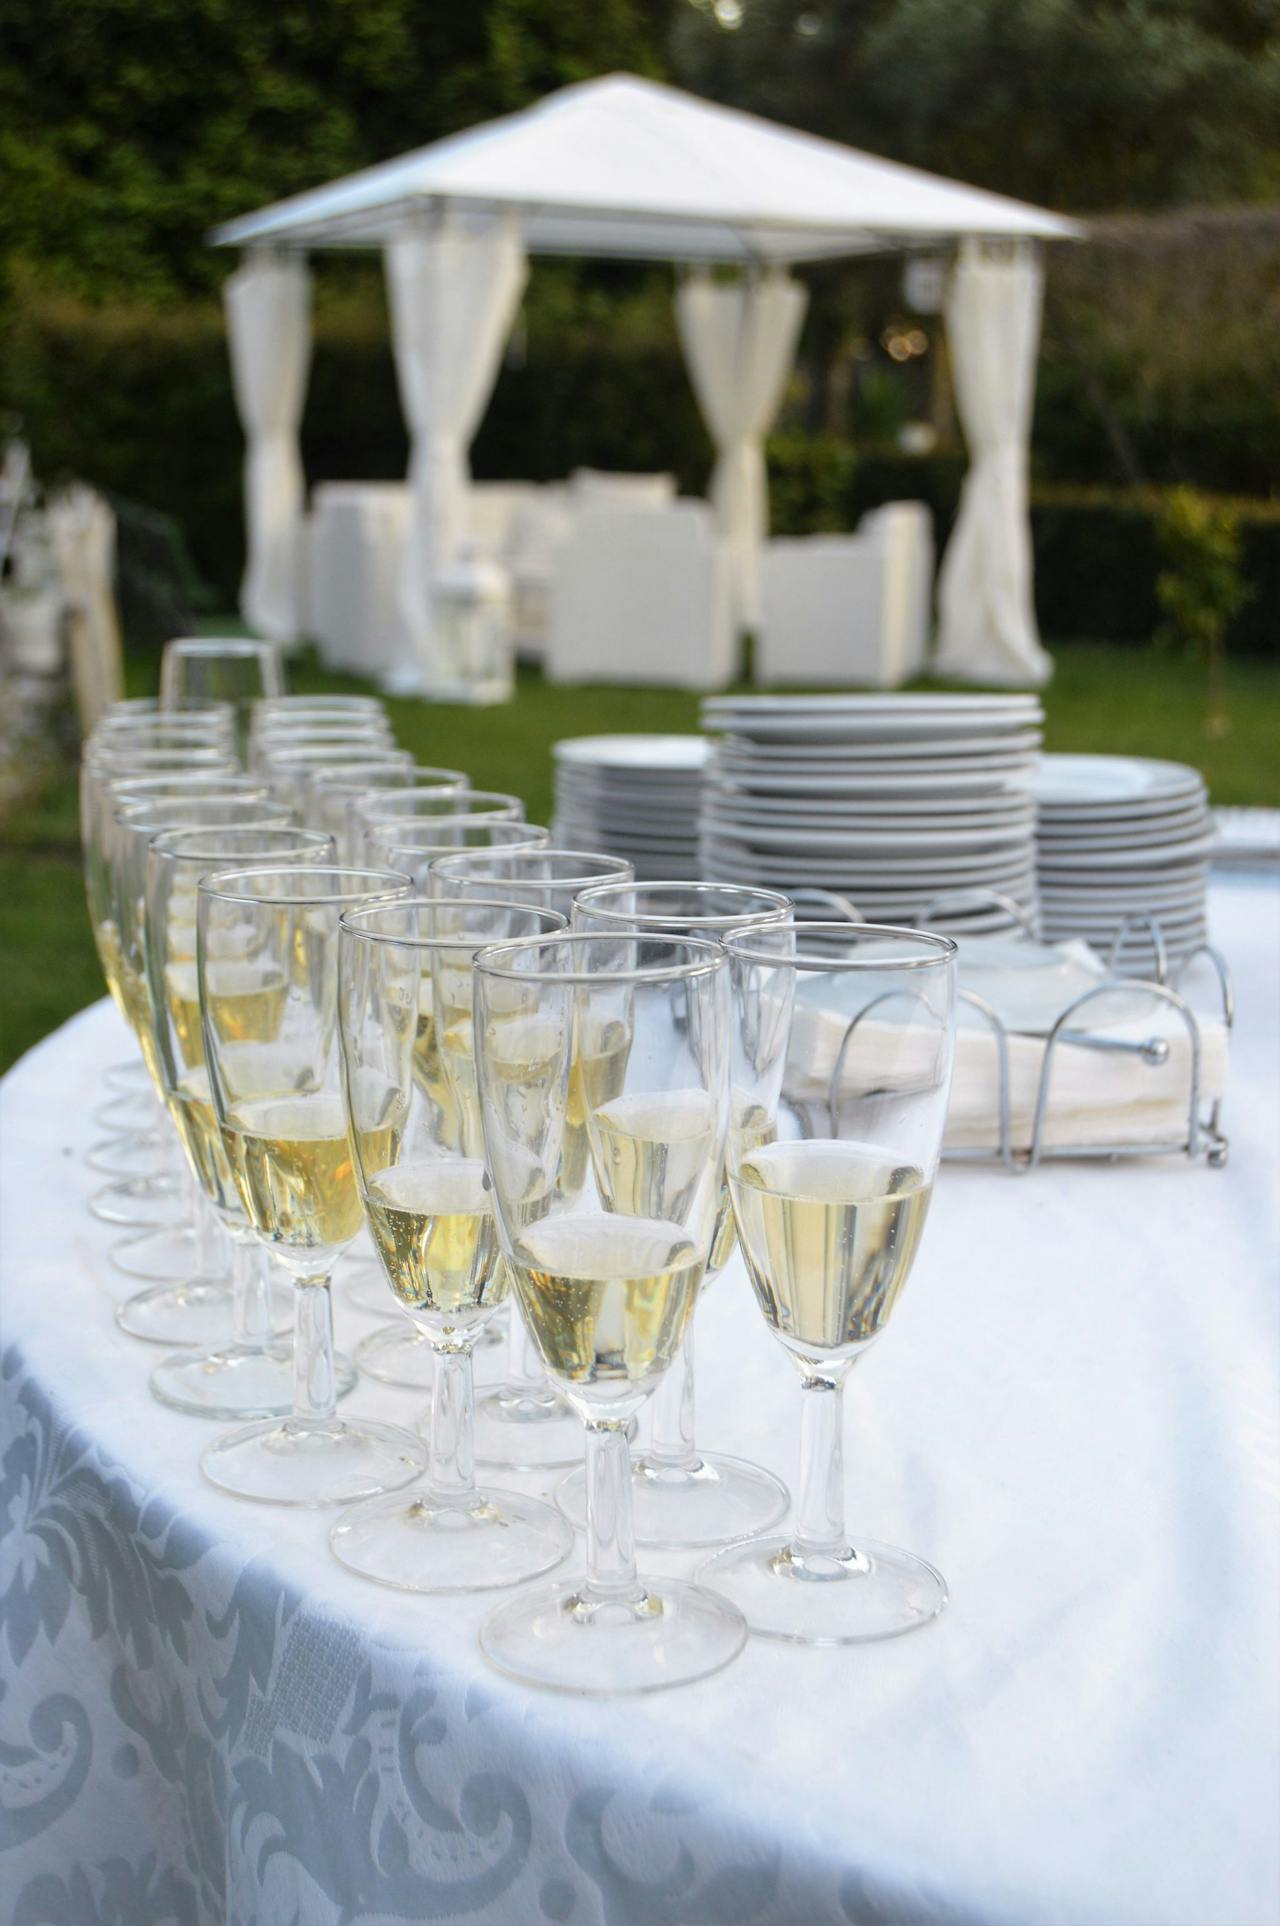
[[303, 764, 468, 861], [144, 823, 340, 1418], [354, 788, 525, 861], [348, 825, 551, 1392], [554, 881, 794, 1550], [197, 863, 426, 1506], [110, 793, 295, 1347], [696, 921, 957, 1644], [425, 850, 634, 1471], [473, 931, 747, 1694], [160, 637, 284, 762], [261, 744, 412, 817], [329, 897, 573, 1591]]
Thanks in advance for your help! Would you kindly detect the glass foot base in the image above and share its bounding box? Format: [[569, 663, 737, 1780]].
[[109, 1225, 203, 1280], [556, 1450, 789, 1550], [86, 1135, 172, 1180], [469, 1384, 582, 1473], [356, 1319, 504, 1392], [696, 1535, 947, 1645], [91, 1182, 183, 1229], [149, 1342, 356, 1420], [115, 1278, 239, 1347], [341, 1261, 400, 1317], [330, 1484, 572, 1594], [480, 1574, 747, 1696], [94, 1094, 158, 1133], [201, 1414, 426, 1507], [104, 1059, 151, 1094]]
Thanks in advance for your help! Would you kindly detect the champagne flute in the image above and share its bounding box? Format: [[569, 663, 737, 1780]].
[[198, 863, 426, 1506], [144, 824, 342, 1418], [426, 850, 634, 1471], [348, 821, 551, 1391], [355, 788, 525, 862], [262, 744, 411, 817], [160, 636, 285, 763], [303, 764, 467, 861], [110, 794, 295, 1347], [474, 931, 747, 1693], [329, 897, 573, 1591], [696, 922, 957, 1643], [555, 881, 794, 1550]]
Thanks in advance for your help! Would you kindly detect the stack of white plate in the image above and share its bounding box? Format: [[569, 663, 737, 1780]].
[[698, 693, 1043, 934], [551, 734, 710, 878], [1034, 754, 1214, 972]]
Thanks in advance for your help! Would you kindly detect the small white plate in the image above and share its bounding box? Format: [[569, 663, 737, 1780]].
[[711, 820, 1035, 854], [1032, 754, 1204, 809], [555, 735, 710, 771]]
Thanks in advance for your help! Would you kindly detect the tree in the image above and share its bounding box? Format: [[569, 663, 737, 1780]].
[[670, 0, 1280, 212], [0, 0, 674, 301]]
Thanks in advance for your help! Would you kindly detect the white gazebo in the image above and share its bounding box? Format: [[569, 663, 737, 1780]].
[[211, 73, 1080, 689]]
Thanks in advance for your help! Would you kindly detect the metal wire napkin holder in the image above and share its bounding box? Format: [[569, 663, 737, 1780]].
[[794, 888, 1233, 1175]]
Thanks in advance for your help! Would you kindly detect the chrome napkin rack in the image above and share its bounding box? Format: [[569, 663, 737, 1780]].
[[805, 891, 1234, 1174]]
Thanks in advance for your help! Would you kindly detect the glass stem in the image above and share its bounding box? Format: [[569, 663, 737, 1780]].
[[646, 1323, 698, 1469], [194, 1187, 228, 1279], [792, 1371, 849, 1558], [428, 1343, 476, 1499], [582, 1420, 641, 1601], [230, 1233, 273, 1348], [292, 1277, 336, 1424]]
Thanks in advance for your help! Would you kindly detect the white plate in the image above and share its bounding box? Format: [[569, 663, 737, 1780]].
[[1038, 837, 1214, 871], [554, 735, 710, 771], [717, 729, 1043, 763], [706, 786, 1036, 819], [701, 845, 1037, 884], [1036, 809, 1211, 849], [1032, 754, 1204, 809], [711, 760, 1038, 793], [710, 820, 1035, 854], [706, 713, 1043, 745]]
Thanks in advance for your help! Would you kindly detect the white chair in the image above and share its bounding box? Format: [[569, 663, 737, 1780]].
[[305, 483, 412, 678], [545, 500, 734, 689], [758, 502, 934, 688]]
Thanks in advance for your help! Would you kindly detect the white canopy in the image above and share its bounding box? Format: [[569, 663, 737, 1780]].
[[212, 75, 1079, 689], [212, 73, 1077, 263]]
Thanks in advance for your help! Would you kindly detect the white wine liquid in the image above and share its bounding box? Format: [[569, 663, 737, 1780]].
[[412, 977, 459, 1147], [509, 1213, 702, 1388], [730, 1141, 930, 1358], [591, 1088, 718, 1227], [363, 1159, 501, 1322], [167, 1067, 238, 1216], [94, 918, 135, 1030], [224, 1094, 392, 1256], [709, 1098, 775, 1276], [167, 959, 288, 1070]]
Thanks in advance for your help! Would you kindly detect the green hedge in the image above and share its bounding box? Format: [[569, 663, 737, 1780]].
[[6, 296, 1277, 659]]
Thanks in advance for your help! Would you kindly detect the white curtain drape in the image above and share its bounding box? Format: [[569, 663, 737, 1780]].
[[676, 267, 808, 629], [934, 241, 1052, 686], [385, 213, 527, 691], [223, 253, 311, 645]]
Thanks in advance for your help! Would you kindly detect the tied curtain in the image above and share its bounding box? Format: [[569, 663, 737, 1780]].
[[934, 241, 1052, 686], [224, 254, 311, 645], [676, 267, 808, 629], [386, 215, 527, 692]]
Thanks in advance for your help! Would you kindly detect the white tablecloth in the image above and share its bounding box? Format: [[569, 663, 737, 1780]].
[[2, 876, 1278, 1926]]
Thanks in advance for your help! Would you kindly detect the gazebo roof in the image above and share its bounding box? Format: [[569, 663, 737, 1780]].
[[211, 73, 1081, 264]]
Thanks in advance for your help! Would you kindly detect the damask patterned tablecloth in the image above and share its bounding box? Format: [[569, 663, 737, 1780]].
[[2, 876, 1278, 1926]]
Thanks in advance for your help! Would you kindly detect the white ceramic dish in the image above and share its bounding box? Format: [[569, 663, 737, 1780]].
[[1032, 754, 1203, 809]]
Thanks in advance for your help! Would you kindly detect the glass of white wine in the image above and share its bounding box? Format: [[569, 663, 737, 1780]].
[[303, 764, 468, 861], [197, 863, 426, 1506], [354, 788, 525, 862], [696, 921, 957, 1644], [554, 881, 794, 1551], [473, 930, 747, 1694], [144, 823, 338, 1419], [329, 897, 573, 1591], [427, 850, 634, 1473]]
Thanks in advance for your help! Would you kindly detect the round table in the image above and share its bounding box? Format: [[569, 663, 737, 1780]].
[[2, 876, 1277, 1926]]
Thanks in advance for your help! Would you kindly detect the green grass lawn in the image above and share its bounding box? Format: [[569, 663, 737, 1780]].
[[2, 640, 1276, 1074]]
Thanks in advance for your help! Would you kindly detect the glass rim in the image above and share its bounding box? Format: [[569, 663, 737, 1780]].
[[723, 920, 959, 972], [149, 825, 334, 866], [162, 637, 277, 658], [195, 862, 412, 908], [372, 821, 549, 854], [114, 794, 275, 825], [473, 929, 727, 987], [339, 896, 567, 950], [305, 763, 467, 794], [430, 848, 633, 885], [359, 787, 522, 818], [107, 774, 266, 800], [573, 879, 793, 931]]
